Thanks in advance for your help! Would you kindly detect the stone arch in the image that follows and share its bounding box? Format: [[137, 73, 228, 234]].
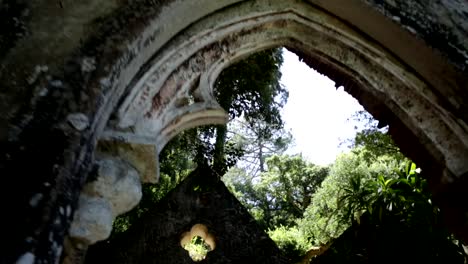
[[101, 0, 468, 176], [77, 0, 468, 254], [1, 0, 468, 262]]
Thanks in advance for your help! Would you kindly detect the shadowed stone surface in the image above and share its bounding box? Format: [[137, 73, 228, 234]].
[[312, 216, 465, 264], [363, 0, 468, 70], [85, 166, 289, 264], [69, 156, 142, 245]]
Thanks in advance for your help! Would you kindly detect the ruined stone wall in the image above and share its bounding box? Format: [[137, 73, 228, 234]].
[[0, 1, 467, 263], [84, 167, 289, 264]]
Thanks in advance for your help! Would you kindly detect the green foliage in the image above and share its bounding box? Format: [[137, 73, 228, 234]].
[[183, 236, 212, 262], [295, 110, 466, 262], [228, 118, 293, 176], [352, 129, 404, 162], [305, 158, 465, 263], [268, 226, 311, 262], [214, 48, 287, 127], [224, 154, 328, 230], [210, 48, 288, 174], [344, 110, 404, 162], [298, 148, 397, 245]]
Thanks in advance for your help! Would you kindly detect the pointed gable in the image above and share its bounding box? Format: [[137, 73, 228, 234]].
[[86, 165, 289, 263]]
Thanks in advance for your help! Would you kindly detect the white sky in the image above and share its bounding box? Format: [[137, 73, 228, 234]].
[[280, 48, 364, 166]]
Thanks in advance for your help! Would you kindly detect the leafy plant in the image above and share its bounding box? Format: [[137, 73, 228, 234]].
[[183, 236, 212, 262], [224, 154, 328, 230], [268, 226, 311, 262]]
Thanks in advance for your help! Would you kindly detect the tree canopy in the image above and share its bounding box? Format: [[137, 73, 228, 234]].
[[224, 109, 466, 263], [223, 154, 328, 230]]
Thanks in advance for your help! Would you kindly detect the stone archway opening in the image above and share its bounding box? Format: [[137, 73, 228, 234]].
[[99, 1, 467, 176], [3, 0, 467, 263], [80, 42, 456, 263], [66, 0, 468, 254]]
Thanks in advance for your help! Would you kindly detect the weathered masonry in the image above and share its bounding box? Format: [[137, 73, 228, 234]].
[[0, 0, 467, 263], [84, 166, 289, 264]]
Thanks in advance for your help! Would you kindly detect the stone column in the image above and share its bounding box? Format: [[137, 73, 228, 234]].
[[63, 141, 159, 263]]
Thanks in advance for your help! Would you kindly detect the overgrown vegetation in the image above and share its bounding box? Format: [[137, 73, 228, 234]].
[[222, 111, 466, 263], [182, 236, 212, 262], [226, 112, 466, 263]]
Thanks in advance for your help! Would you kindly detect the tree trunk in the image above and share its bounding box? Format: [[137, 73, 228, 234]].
[[213, 124, 227, 175], [258, 141, 265, 173]]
